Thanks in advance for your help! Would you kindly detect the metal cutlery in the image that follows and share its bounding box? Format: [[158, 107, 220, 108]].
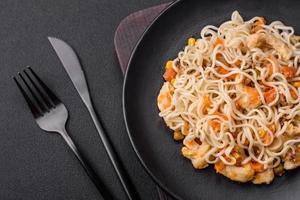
[[13, 67, 112, 200], [48, 37, 139, 200]]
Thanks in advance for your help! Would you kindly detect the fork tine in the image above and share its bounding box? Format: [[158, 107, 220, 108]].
[[27, 67, 60, 105], [18, 72, 48, 113], [23, 68, 54, 109], [13, 76, 42, 118]]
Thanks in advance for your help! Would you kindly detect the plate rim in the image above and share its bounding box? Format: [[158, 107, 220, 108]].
[[122, 0, 183, 199]]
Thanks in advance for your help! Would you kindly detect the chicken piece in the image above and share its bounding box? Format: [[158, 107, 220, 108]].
[[157, 82, 172, 111], [218, 163, 255, 182], [274, 163, 285, 176], [182, 137, 210, 169], [247, 32, 292, 60], [252, 169, 274, 184], [191, 153, 210, 169], [266, 35, 292, 60], [284, 145, 300, 170], [236, 84, 261, 109], [291, 35, 300, 45], [247, 32, 266, 49], [284, 159, 300, 170], [251, 17, 266, 33], [285, 124, 300, 137]]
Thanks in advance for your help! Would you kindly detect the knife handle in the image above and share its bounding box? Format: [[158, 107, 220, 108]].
[[88, 106, 139, 200]]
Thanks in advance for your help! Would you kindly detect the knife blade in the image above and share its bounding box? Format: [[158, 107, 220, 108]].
[[48, 37, 139, 200]]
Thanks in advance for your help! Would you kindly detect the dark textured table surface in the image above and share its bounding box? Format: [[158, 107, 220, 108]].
[[0, 0, 169, 199]]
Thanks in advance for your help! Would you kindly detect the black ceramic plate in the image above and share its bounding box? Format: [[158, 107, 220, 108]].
[[123, 0, 300, 199]]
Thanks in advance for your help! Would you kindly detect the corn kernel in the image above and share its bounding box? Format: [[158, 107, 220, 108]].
[[286, 124, 294, 136], [173, 131, 184, 141], [294, 82, 300, 87], [269, 124, 276, 133], [182, 148, 197, 158], [232, 152, 241, 159], [168, 84, 174, 95], [242, 139, 249, 145], [181, 147, 192, 157], [188, 37, 196, 46], [171, 79, 175, 85], [259, 129, 266, 138], [182, 121, 189, 136], [165, 60, 173, 69], [232, 152, 242, 165]]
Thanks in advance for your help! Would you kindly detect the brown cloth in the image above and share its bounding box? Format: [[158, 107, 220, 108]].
[[114, 2, 175, 200]]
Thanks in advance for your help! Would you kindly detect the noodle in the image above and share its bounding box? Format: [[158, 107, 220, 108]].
[[157, 11, 300, 184]]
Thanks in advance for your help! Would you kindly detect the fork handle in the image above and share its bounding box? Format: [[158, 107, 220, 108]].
[[59, 128, 112, 200]]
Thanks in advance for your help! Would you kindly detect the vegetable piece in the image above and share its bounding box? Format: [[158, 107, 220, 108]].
[[208, 112, 228, 132], [293, 82, 300, 87], [173, 131, 184, 141], [215, 161, 225, 173], [264, 88, 276, 104], [163, 67, 177, 82], [281, 66, 296, 78], [268, 123, 276, 133], [170, 79, 175, 85], [201, 95, 211, 112], [250, 161, 264, 172], [209, 121, 221, 132], [234, 60, 241, 66], [258, 128, 272, 145], [258, 128, 266, 138], [262, 132, 272, 145], [214, 37, 223, 48], [165, 60, 173, 69], [232, 152, 242, 166], [290, 89, 298, 100]]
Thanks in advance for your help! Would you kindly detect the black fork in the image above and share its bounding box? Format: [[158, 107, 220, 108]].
[[13, 67, 112, 199]]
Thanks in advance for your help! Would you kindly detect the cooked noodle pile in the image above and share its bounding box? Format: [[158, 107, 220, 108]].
[[157, 11, 300, 184]]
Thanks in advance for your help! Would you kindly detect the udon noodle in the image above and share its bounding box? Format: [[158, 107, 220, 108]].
[[157, 11, 300, 184]]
